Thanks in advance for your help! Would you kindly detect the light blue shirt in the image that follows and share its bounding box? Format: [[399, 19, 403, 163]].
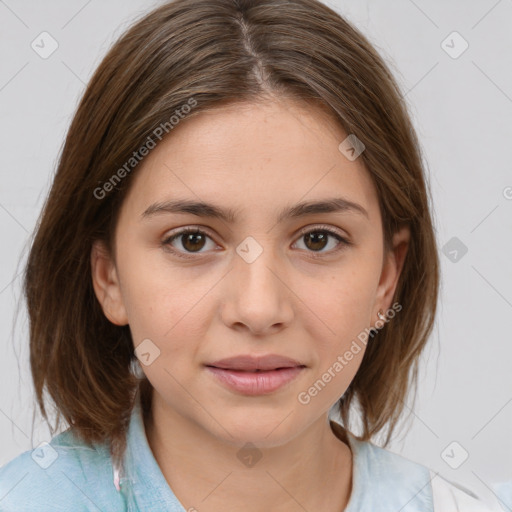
[[494, 482, 512, 512], [0, 390, 506, 511]]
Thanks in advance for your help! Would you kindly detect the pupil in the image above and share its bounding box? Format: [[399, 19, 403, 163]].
[[183, 233, 205, 252], [306, 232, 327, 251]]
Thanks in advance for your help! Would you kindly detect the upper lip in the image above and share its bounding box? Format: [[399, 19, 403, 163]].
[[206, 354, 306, 371]]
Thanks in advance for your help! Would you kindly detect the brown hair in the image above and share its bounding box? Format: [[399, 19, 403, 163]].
[[24, 0, 439, 465]]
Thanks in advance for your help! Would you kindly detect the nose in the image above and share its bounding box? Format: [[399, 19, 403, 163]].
[[220, 244, 294, 336]]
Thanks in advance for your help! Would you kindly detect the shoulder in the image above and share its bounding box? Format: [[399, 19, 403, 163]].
[[492, 481, 512, 511], [430, 471, 507, 512], [344, 435, 434, 510], [347, 434, 505, 511], [0, 429, 125, 512]]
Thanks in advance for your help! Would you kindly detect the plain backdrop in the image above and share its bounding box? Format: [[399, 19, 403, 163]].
[[0, 0, 511, 502]]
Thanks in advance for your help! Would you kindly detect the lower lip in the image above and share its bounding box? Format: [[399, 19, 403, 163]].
[[205, 366, 305, 395]]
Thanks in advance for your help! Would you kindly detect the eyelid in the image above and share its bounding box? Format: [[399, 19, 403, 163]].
[[295, 223, 349, 241], [161, 223, 351, 259], [161, 225, 220, 259]]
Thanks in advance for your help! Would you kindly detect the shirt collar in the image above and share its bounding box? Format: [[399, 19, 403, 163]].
[[334, 422, 433, 511], [119, 388, 185, 511], [118, 389, 431, 511]]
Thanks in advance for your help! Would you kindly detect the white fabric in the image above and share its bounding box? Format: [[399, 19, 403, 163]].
[[430, 470, 507, 512]]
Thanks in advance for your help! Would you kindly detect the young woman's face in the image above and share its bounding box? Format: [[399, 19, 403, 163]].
[[93, 98, 408, 447]]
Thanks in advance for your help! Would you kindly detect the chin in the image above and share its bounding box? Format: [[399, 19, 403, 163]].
[[208, 411, 302, 448]]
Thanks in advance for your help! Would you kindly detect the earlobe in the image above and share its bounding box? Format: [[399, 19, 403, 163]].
[[375, 225, 410, 314], [90, 240, 129, 326]]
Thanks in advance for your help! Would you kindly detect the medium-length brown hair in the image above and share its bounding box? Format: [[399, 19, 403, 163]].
[[24, 0, 439, 464]]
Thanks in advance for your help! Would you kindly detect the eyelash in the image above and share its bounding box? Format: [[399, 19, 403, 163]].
[[161, 224, 352, 260]]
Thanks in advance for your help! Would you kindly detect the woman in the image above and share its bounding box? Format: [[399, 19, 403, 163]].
[[0, 0, 505, 510]]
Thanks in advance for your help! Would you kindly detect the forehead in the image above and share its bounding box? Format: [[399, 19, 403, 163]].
[[119, 99, 380, 225]]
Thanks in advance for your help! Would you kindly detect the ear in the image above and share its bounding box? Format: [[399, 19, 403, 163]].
[[374, 225, 410, 316], [90, 240, 129, 326]]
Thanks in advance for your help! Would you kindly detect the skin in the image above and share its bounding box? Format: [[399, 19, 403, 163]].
[[91, 97, 410, 512]]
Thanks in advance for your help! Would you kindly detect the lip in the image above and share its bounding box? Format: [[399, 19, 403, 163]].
[[205, 354, 306, 395], [205, 366, 306, 395], [207, 354, 305, 371]]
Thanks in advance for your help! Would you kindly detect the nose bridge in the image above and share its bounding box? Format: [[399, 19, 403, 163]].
[[236, 234, 283, 300], [222, 234, 293, 332]]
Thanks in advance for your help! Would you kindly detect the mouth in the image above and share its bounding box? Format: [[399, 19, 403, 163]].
[[204, 365, 306, 395], [206, 366, 306, 372], [206, 354, 306, 372]]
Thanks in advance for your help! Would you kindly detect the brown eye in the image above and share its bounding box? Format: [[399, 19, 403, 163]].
[[162, 224, 351, 260], [180, 231, 207, 252], [303, 231, 329, 251], [294, 226, 351, 256], [162, 228, 216, 257]]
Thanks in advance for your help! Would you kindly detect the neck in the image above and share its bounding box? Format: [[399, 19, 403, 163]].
[[144, 393, 353, 512]]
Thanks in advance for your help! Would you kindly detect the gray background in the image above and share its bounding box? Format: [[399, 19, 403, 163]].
[[0, 0, 511, 502]]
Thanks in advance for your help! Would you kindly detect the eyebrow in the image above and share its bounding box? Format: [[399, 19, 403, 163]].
[[141, 197, 369, 223]]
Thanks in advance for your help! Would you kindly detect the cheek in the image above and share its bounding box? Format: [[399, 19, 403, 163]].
[[295, 256, 380, 390], [117, 248, 216, 375], [297, 276, 373, 407], [301, 262, 379, 338], [117, 245, 200, 333]]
